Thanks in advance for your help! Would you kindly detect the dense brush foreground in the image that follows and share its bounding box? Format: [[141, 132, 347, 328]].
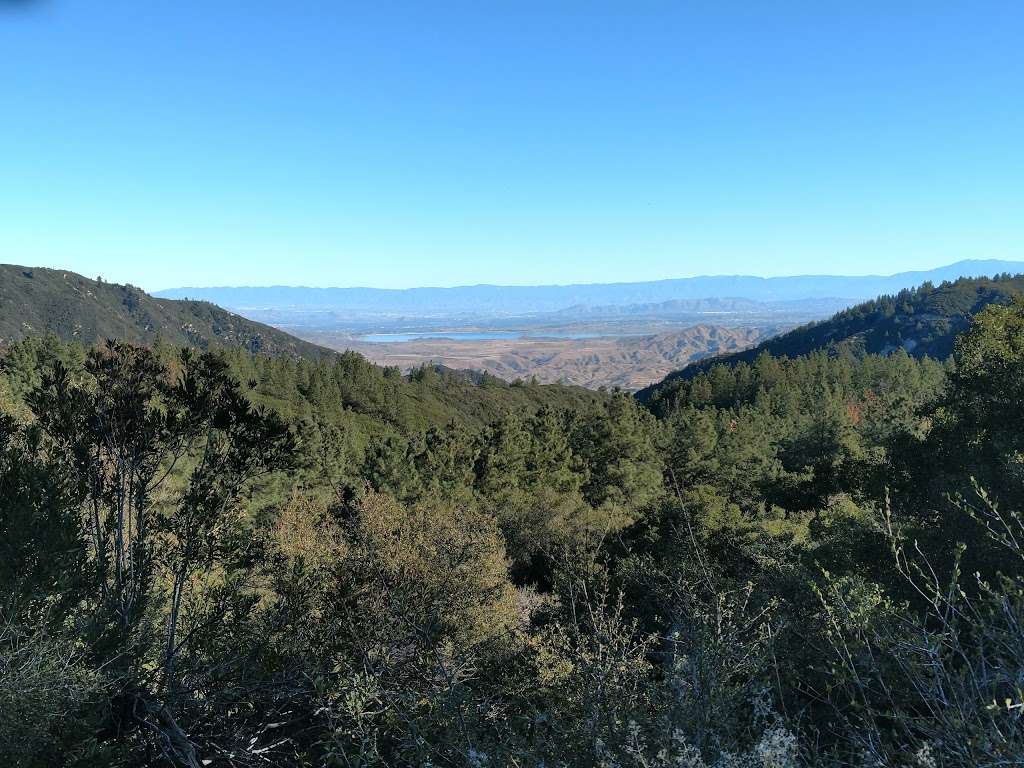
[[3, 300, 1024, 767]]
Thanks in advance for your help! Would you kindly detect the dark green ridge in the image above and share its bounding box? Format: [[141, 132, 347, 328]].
[[637, 272, 1024, 403], [0, 264, 334, 359]]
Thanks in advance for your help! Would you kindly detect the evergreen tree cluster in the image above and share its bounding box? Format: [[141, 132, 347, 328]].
[[3, 298, 1024, 766]]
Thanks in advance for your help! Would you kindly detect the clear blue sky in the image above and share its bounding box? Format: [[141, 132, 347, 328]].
[[2, 1, 1021, 291]]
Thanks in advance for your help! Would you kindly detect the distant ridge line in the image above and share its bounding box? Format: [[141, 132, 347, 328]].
[[154, 260, 1024, 315], [159, 259, 1021, 293]]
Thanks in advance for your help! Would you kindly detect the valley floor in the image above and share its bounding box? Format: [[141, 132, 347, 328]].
[[298, 323, 784, 389]]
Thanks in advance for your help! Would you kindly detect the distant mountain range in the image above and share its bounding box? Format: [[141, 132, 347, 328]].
[[551, 296, 853, 319], [636, 273, 1024, 402], [0, 265, 333, 359], [155, 260, 1024, 315]]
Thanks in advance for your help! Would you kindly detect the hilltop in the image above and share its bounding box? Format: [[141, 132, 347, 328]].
[[0, 265, 333, 359], [637, 272, 1024, 402]]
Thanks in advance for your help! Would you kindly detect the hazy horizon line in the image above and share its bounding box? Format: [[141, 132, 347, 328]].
[[151, 257, 1024, 294]]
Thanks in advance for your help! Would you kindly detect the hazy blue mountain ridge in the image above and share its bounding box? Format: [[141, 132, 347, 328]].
[[155, 260, 1024, 315]]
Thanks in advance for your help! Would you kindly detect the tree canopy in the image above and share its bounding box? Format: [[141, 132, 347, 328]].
[[3, 299, 1024, 766]]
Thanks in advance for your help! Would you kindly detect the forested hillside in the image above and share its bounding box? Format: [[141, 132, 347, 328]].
[[0, 265, 332, 359], [639, 273, 1024, 401], [3, 293, 1024, 766]]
